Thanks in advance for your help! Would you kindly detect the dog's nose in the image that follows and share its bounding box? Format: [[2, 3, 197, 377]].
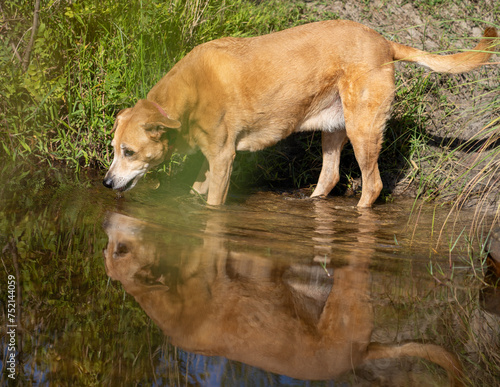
[[103, 178, 114, 189]]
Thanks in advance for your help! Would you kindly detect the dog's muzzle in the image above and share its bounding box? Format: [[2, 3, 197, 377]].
[[103, 173, 142, 192], [102, 176, 133, 191]]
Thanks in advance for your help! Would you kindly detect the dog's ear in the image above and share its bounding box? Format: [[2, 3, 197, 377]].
[[135, 99, 182, 141], [151, 116, 181, 130], [143, 122, 180, 143]]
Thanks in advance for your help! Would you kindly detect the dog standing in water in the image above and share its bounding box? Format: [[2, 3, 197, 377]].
[[103, 20, 497, 206]]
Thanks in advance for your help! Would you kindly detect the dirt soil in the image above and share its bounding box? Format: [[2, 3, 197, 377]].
[[300, 0, 500, 211]]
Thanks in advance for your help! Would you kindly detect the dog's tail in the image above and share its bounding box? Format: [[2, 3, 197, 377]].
[[366, 342, 465, 386], [390, 27, 498, 74]]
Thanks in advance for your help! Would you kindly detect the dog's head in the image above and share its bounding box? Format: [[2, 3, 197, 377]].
[[103, 99, 181, 192]]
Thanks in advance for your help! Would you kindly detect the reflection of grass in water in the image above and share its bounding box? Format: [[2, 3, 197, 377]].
[[371, 253, 499, 385], [0, 168, 163, 384], [402, 196, 500, 384], [423, 224, 500, 386], [441, 277, 500, 386]]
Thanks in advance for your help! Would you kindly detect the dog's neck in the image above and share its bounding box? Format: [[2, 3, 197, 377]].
[[150, 101, 171, 119]]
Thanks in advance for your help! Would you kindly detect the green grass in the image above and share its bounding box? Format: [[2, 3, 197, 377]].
[[1, 0, 312, 170]]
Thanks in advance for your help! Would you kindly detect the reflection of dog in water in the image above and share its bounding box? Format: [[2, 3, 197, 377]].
[[103, 211, 464, 384]]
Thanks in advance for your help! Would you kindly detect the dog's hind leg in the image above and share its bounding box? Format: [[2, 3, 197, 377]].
[[341, 71, 394, 208], [347, 121, 385, 208], [311, 130, 348, 198]]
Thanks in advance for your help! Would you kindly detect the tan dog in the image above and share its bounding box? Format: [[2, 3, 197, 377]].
[[103, 20, 497, 206]]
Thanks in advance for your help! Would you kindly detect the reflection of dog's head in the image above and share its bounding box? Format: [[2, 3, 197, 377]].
[[102, 99, 181, 192], [103, 212, 173, 293]]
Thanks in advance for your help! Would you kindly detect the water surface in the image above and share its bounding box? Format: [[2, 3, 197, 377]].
[[1, 170, 499, 386]]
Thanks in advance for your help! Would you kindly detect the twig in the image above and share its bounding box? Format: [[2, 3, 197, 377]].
[[10, 42, 22, 62], [21, 0, 41, 72]]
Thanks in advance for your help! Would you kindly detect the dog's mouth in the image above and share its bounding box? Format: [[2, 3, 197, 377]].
[[116, 170, 147, 192], [117, 177, 136, 192], [104, 165, 149, 192]]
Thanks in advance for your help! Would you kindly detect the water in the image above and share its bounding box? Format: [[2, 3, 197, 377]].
[[1, 169, 499, 386]]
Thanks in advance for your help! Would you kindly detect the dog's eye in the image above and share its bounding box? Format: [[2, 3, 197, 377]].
[[113, 242, 129, 258], [123, 149, 135, 157]]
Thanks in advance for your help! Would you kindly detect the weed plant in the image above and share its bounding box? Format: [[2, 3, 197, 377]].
[[1, 0, 311, 169]]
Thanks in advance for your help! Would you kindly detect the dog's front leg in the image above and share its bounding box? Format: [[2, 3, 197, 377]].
[[191, 158, 210, 196], [206, 149, 236, 206], [311, 130, 348, 198]]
